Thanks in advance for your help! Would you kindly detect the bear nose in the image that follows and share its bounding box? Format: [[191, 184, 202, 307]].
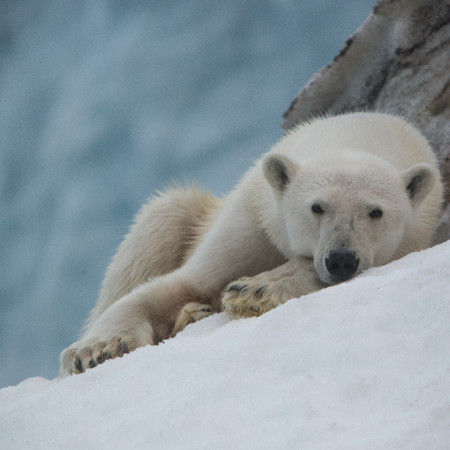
[[325, 250, 359, 282]]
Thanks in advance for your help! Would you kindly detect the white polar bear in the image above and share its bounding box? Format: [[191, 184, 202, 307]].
[[60, 112, 443, 375]]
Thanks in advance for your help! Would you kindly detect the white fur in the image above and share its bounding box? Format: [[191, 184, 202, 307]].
[[60, 112, 443, 375]]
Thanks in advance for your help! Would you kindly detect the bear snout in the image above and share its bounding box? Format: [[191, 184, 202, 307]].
[[325, 250, 359, 282]]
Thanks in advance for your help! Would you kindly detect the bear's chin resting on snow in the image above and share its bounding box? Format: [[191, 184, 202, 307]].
[[60, 112, 443, 375]]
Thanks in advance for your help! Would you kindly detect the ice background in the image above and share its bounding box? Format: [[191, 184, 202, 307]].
[[1, 240, 449, 449], [0, 0, 376, 388]]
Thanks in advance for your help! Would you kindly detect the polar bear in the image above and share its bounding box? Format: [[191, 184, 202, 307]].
[[60, 112, 443, 375]]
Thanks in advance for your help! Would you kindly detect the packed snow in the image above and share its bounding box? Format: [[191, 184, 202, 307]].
[[1, 240, 449, 449]]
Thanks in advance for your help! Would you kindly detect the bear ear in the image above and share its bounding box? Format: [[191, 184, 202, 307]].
[[402, 163, 436, 207], [263, 154, 300, 193]]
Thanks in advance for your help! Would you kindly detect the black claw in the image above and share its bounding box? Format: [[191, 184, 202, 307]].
[[96, 356, 103, 364], [254, 286, 267, 297], [89, 359, 97, 369], [74, 358, 83, 372], [120, 341, 129, 354], [103, 351, 112, 360], [228, 284, 247, 293]]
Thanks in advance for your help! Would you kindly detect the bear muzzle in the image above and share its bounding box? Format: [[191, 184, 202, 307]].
[[325, 249, 359, 283]]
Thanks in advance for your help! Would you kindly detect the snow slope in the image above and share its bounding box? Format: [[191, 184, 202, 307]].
[[1, 240, 449, 449]]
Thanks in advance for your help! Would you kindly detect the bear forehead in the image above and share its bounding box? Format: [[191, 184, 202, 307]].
[[295, 171, 405, 207], [297, 150, 399, 172], [298, 168, 403, 194]]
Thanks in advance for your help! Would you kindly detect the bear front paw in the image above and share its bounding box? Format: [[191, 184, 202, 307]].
[[60, 331, 152, 375], [221, 278, 286, 318], [171, 302, 214, 336]]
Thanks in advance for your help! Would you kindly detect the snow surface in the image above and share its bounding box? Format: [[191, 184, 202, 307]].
[[1, 241, 449, 449], [0, 0, 376, 388]]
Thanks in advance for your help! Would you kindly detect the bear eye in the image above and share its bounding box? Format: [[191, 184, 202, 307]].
[[369, 208, 383, 219], [311, 203, 324, 214]]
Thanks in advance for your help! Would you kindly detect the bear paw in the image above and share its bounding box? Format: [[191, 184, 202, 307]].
[[221, 278, 288, 318], [172, 302, 214, 336], [60, 331, 152, 375]]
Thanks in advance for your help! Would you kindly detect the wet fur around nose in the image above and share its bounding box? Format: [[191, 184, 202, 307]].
[[319, 214, 366, 283]]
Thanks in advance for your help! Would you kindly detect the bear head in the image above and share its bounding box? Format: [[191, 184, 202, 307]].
[[263, 151, 436, 285]]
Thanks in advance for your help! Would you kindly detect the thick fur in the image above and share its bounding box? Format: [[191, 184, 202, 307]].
[[60, 112, 443, 375]]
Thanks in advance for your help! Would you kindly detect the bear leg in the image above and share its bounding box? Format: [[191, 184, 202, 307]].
[[60, 272, 217, 375], [86, 186, 220, 329]]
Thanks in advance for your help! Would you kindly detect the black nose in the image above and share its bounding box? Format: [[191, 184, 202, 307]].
[[325, 250, 359, 282]]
